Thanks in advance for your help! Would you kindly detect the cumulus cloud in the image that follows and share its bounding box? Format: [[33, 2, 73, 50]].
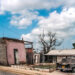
[[1, 0, 63, 12], [1, 0, 75, 28], [38, 8, 75, 38], [10, 10, 38, 28], [21, 8, 75, 49], [1, 0, 75, 49], [1, 0, 75, 13], [0, 11, 4, 15], [0, 0, 63, 28]]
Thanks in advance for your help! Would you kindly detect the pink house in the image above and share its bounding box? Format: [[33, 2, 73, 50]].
[[0, 37, 26, 65]]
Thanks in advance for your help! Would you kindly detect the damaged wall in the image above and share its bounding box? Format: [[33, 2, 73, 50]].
[[0, 39, 8, 65]]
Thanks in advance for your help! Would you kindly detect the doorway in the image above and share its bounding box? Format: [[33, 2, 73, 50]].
[[14, 49, 19, 64]]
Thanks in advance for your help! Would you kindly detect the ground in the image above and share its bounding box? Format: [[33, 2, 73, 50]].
[[0, 66, 75, 75], [0, 70, 75, 75], [51, 71, 75, 75]]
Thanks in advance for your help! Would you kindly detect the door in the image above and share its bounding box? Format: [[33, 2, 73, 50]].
[[14, 49, 19, 64]]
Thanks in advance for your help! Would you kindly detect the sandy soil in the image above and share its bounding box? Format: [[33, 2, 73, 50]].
[[0, 66, 75, 75]]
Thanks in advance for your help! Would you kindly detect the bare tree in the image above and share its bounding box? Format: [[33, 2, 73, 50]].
[[39, 31, 63, 54]]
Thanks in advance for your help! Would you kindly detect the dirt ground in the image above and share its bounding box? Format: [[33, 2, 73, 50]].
[[50, 71, 75, 75], [0, 70, 75, 75], [0, 66, 75, 75]]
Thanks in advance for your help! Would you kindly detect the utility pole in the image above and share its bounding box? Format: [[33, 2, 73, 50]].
[[42, 28, 45, 63]]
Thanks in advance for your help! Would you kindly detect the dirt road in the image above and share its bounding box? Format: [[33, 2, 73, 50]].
[[0, 66, 75, 75], [0, 70, 74, 75], [50, 71, 75, 75]]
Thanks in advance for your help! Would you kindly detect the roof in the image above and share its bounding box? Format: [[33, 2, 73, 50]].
[[1, 37, 24, 43], [45, 49, 75, 56]]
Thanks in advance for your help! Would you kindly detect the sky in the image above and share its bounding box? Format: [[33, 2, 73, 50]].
[[0, 0, 75, 50]]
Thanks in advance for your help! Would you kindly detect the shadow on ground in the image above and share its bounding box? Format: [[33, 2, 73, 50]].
[[61, 70, 75, 73]]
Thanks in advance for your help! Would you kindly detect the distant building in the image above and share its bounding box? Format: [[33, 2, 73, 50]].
[[26, 48, 33, 64], [33, 53, 40, 64], [0, 37, 26, 65], [45, 49, 75, 63]]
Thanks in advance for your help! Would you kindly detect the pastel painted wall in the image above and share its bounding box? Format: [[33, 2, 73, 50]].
[[5, 40, 26, 65]]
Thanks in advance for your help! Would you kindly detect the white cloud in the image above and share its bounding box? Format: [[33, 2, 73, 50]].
[[38, 8, 75, 38], [1, 0, 75, 49], [1, 0, 75, 28], [64, 0, 75, 8], [10, 16, 32, 29], [10, 10, 38, 28], [1, 0, 62, 28], [21, 8, 75, 49], [0, 0, 63, 12], [1, 0, 75, 13], [0, 11, 4, 15]]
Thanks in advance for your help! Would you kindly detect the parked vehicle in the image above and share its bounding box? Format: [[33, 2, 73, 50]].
[[56, 57, 75, 72]]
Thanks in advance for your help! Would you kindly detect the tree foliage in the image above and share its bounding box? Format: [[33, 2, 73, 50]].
[[72, 43, 75, 49]]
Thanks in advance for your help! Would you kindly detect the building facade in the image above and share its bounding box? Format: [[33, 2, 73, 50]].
[[33, 53, 40, 64], [45, 49, 75, 63], [0, 37, 26, 65], [26, 48, 33, 64]]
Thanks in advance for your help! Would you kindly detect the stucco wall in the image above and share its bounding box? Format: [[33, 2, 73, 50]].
[[5, 40, 26, 65], [0, 39, 7, 65]]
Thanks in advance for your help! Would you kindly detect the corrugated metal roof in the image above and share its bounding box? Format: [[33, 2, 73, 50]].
[[45, 49, 75, 56]]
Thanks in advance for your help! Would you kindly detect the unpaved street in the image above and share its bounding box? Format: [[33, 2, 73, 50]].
[[0, 66, 75, 75], [0, 70, 75, 75], [50, 71, 75, 75]]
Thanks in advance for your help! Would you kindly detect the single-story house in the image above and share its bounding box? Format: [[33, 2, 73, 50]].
[[0, 37, 26, 65], [45, 49, 75, 63]]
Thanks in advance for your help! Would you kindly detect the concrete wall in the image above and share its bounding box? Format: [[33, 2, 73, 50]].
[[0, 39, 7, 65], [5, 40, 26, 65]]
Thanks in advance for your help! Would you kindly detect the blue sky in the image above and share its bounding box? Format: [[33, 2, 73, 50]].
[[0, 0, 75, 49]]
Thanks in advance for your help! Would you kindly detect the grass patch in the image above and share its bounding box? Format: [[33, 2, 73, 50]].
[[33, 65, 56, 69]]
